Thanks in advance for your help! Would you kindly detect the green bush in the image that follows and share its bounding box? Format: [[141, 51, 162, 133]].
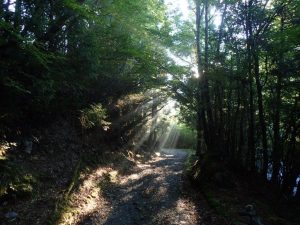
[[79, 103, 111, 130], [164, 123, 196, 149], [176, 124, 197, 149]]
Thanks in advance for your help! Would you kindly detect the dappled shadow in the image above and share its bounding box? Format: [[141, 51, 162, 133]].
[[76, 150, 200, 225]]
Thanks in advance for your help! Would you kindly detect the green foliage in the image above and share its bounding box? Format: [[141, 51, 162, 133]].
[[0, 159, 35, 198], [163, 123, 197, 149], [0, 0, 183, 133], [176, 124, 197, 149], [80, 104, 110, 130], [168, 0, 300, 207]]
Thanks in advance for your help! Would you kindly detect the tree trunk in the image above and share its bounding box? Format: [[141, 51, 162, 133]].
[[0, 0, 4, 18], [14, 0, 22, 30], [238, 83, 247, 167], [3, 0, 10, 21], [195, 0, 207, 156], [232, 86, 241, 161], [246, 0, 256, 172], [295, 181, 300, 203], [216, 3, 227, 59], [253, 50, 268, 177], [203, 0, 215, 152], [271, 16, 284, 186]]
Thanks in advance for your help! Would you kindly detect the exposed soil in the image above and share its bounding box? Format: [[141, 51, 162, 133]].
[[63, 149, 226, 225]]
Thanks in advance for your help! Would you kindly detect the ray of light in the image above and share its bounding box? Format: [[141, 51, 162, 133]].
[[113, 96, 162, 126], [157, 123, 180, 150], [165, 126, 180, 149], [133, 113, 162, 151], [157, 124, 175, 149]]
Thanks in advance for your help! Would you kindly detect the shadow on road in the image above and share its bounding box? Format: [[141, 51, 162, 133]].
[[77, 149, 197, 225]]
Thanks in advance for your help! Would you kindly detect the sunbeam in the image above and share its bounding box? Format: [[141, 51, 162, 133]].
[[111, 93, 179, 153], [160, 124, 180, 149], [132, 112, 162, 151]]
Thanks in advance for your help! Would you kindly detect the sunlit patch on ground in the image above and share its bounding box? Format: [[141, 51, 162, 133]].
[[136, 163, 151, 168], [100, 149, 200, 225], [152, 197, 199, 224], [57, 149, 205, 225], [126, 173, 139, 181]]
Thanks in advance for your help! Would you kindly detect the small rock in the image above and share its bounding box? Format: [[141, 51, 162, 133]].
[[5, 211, 18, 219]]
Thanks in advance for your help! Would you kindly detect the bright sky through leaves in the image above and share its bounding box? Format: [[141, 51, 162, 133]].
[[164, 0, 222, 78], [165, 0, 191, 21], [165, 0, 222, 26]]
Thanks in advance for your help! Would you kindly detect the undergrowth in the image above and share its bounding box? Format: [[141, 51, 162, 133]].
[[50, 150, 137, 225], [0, 158, 36, 200], [50, 158, 82, 225]]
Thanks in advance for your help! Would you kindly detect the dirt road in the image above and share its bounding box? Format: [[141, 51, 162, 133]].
[[72, 149, 224, 225]]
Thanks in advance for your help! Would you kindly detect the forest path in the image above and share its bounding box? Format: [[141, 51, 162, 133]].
[[76, 149, 204, 225], [68, 149, 224, 225], [102, 149, 197, 225]]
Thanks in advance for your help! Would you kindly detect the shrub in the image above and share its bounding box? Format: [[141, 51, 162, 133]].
[[79, 104, 111, 130]]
